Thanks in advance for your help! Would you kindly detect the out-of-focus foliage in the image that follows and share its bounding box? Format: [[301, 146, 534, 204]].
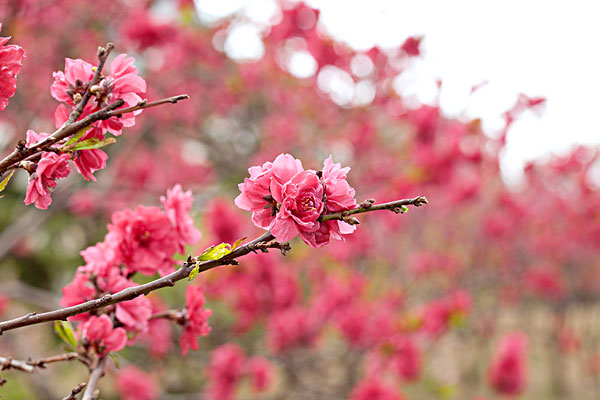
[[1, 0, 599, 399]]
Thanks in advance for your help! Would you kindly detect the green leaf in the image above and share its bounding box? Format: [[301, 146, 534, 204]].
[[188, 237, 246, 281], [0, 170, 15, 198], [54, 321, 77, 351], [188, 264, 200, 281], [64, 126, 90, 147], [70, 137, 116, 151], [108, 352, 120, 369]]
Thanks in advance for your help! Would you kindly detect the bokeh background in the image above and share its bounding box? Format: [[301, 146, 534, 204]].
[[1, 0, 600, 399]]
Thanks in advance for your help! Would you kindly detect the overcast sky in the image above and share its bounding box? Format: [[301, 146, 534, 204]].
[[193, 0, 600, 182]]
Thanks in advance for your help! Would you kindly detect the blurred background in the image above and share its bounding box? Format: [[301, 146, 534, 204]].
[[1, 0, 599, 399]]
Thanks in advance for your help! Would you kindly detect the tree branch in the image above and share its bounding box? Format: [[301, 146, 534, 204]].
[[0, 231, 276, 333], [62, 382, 87, 400], [0, 352, 79, 373], [81, 356, 107, 400], [322, 196, 428, 223], [0, 197, 427, 334], [105, 94, 190, 118]]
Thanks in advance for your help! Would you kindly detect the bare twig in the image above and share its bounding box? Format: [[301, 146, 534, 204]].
[[0, 352, 79, 373], [322, 196, 428, 223], [62, 382, 87, 400], [81, 357, 107, 400], [105, 94, 190, 118]]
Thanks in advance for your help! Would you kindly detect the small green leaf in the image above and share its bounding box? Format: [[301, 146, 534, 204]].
[[64, 126, 90, 147], [54, 321, 77, 350], [70, 137, 116, 151], [197, 243, 233, 262], [0, 170, 15, 198], [108, 352, 120, 369], [188, 264, 200, 281]]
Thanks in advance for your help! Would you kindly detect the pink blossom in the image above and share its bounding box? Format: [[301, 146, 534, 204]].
[[246, 356, 273, 392], [81, 314, 127, 355], [0, 24, 25, 110], [115, 366, 160, 400], [351, 377, 404, 400], [0, 294, 9, 318], [160, 184, 202, 251], [488, 332, 529, 396], [139, 297, 173, 358], [79, 241, 121, 277], [51, 53, 146, 136], [235, 153, 304, 229], [180, 285, 212, 355], [388, 336, 422, 381], [271, 170, 324, 245], [60, 272, 97, 322], [25, 129, 50, 147], [205, 344, 246, 400], [24, 151, 71, 209], [106, 206, 180, 276], [98, 274, 152, 332], [205, 199, 245, 244]]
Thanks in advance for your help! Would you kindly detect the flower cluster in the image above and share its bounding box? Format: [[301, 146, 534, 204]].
[[20, 52, 146, 209], [0, 23, 25, 111], [235, 154, 357, 248], [60, 186, 209, 355], [487, 332, 529, 396]]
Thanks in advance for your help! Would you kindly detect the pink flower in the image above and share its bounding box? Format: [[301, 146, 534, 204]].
[[388, 336, 422, 382], [205, 344, 246, 400], [0, 24, 26, 110], [81, 314, 127, 355], [24, 151, 71, 209], [0, 295, 9, 318], [60, 272, 97, 322], [139, 297, 173, 358], [270, 170, 324, 245], [235, 153, 304, 229], [80, 241, 121, 277], [488, 332, 529, 396], [160, 184, 202, 251], [51, 53, 146, 136], [246, 356, 274, 392], [180, 285, 212, 355], [106, 206, 180, 276], [351, 377, 404, 400], [115, 366, 160, 400], [98, 274, 152, 332]]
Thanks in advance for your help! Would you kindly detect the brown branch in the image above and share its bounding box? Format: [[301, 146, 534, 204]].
[[62, 382, 87, 400], [0, 352, 79, 373], [105, 94, 190, 118], [0, 196, 426, 334], [321, 196, 428, 223], [0, 231, 276, 333], [81, 356, 107, 400]]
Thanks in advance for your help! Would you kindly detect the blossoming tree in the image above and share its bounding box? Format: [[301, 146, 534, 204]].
[[0, 1, 598, 400]]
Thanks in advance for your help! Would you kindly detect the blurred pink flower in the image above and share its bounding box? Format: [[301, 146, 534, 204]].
[[351, 377, 404, 400], [205, 343, 246, 400], [246, 356, 273, 392], [180, 284, 212, 355], [115, 365, 160, 400], [0, 23, 25, 110], [160, 184, 202, 251], [488, 332, 529, 396]]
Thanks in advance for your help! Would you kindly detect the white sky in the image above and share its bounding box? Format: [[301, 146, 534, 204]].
[[193, 0, 600, 182]]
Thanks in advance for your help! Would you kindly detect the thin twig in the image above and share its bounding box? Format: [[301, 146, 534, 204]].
[[0, 352, 79, 373], [105, 94, 190, 118], [81, 356, 107, 400], [62, 382, 87, 400], [322, 196, 428, 223]]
